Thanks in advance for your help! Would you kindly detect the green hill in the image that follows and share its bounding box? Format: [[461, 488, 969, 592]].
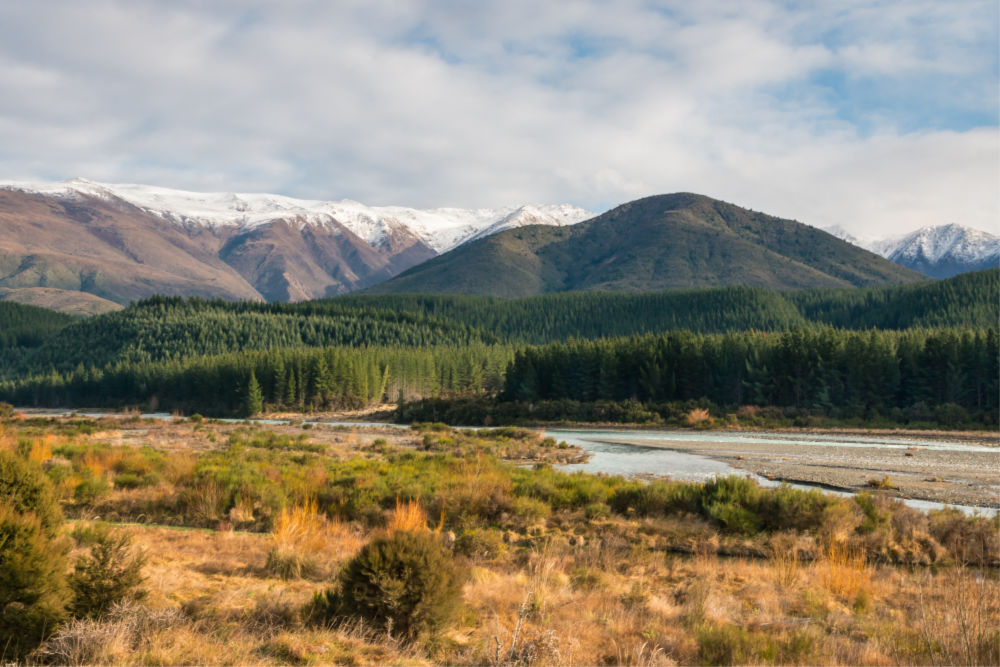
[[333, 269, 998, 344], [367, 193, 926, 296], [8, 296, 491, 375]]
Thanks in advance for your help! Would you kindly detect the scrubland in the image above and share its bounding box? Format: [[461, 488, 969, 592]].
[[1, 415, 997, 666]]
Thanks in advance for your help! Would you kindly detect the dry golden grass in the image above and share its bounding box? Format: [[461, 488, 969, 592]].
[[28, 434, 55, 463], [35, 509, 998, 666], [266, 499, 363, 580], [815, 540, 871, 599], [7, 418, 997, 665], [388, 497, 432, 534], [82, 447, 125, 479]]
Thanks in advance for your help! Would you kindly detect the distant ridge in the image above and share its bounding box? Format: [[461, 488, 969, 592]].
[[873, 224, 999, 278], [0, 179, 591, 305], [367, 193, 926, 296]]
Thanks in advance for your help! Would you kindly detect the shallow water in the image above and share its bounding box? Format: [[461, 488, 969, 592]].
[[549, 427, 998, 453], [547, 428, 998, 516]]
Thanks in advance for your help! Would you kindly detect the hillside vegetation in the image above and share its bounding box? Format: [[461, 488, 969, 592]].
[[337, 269, 999, 344], [5, 295, 491, 375], [0, 272, 996, 426]]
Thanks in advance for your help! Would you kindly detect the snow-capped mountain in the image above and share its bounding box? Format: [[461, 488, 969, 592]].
[[0, 178, 592, 253], [0, 178, 593, 305], [824, 223, 999, 278]]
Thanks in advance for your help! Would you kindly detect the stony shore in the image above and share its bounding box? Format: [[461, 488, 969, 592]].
[[625, 432, 1000, 509]]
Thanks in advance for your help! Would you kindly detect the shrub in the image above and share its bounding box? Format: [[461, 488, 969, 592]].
[[584, 502, 611, 520], [0, 502, 69, 661], [0, 401, 14, 418], [315, 530, 465, 641], [73, 476, 111, 505], [68, 528, 147, 618], [454, 528, 506, 560], [0, 450, 63, 537]]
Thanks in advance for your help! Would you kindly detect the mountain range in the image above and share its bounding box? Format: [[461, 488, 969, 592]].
[[0, 178, 993, 310], [0, 179, 590, 305]]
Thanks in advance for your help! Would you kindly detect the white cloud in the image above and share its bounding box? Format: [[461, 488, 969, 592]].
[[0, 0, 995, 237]]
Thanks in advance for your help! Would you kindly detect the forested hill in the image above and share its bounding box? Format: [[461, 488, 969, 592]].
[[366, 193, 925, 296], [0, 273, 995, 422], [331, 269, 999, 344], [788, 268, 999, 329], [2, 270, 994, 377], [5, 296, 490, 374], [0, 300, 75, 348]]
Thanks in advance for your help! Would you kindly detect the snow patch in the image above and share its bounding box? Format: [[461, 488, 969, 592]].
[[0, 178, 594, 253]]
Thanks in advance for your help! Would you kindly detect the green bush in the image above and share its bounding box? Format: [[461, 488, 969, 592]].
[[454, 528, 506, 560], [68, 528, 147, 618], [315, 530, 465, 641], [0, 502, 69, 661], [73, 476, 111, 505], [0, 450, 63, 536]]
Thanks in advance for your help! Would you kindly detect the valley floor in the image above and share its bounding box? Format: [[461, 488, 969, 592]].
[[5, 414, 998, 665]]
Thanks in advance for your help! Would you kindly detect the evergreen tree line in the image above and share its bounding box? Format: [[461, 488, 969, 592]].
[[501, 327, 998, 423], [0, 344, 514, 416], [3, 295, 491, 377], [332, 269, 999, 344], [1, 271, 995, 380]]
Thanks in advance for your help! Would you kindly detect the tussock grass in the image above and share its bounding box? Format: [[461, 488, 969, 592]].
[[266, 499, 362, 579], [388, 497, 432, 534], [815, 540, 871, 599]]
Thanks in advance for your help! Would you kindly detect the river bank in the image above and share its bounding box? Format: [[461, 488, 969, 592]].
[[549, 429, 999, 510], [15, 407, 1000, 510]]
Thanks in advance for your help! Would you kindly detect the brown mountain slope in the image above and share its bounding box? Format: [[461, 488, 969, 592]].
[[0, 189, 435, 304], [0, 287, 123, 315], [368, 193, 927, 296]]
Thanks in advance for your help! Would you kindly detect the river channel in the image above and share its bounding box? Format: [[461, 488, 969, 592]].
[[19, 409, 999, 515]]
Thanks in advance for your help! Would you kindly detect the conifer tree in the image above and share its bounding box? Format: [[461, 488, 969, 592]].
[[243, 370, 264, 417]]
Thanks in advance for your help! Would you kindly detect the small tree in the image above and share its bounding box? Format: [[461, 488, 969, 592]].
[[243, 370, 264, 417], [69, 528, 147, 618], [314, 530, 465, 642]]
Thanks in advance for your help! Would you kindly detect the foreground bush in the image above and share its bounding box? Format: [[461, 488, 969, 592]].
[[0, 449, 63, 537], [314, 530, 465, 641], [0, 503, 68, 662], [0, 451, 68, 661]]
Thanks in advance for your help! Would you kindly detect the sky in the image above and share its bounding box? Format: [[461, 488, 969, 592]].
[[0, 0, 997, 237]]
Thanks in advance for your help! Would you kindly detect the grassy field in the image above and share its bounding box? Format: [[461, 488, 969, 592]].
[[2, 415, 998, 666]]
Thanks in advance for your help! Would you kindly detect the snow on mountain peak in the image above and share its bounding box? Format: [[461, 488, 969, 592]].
[[0, 178, 594, 253], [823, 221, 999, 277], [876, 224, 1000, 264]]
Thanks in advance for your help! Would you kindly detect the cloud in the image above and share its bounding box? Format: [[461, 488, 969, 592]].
[[0, 0, 995, 236]]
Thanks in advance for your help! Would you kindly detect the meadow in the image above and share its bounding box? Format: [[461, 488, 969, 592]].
[[2, 412, 998, 665]]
